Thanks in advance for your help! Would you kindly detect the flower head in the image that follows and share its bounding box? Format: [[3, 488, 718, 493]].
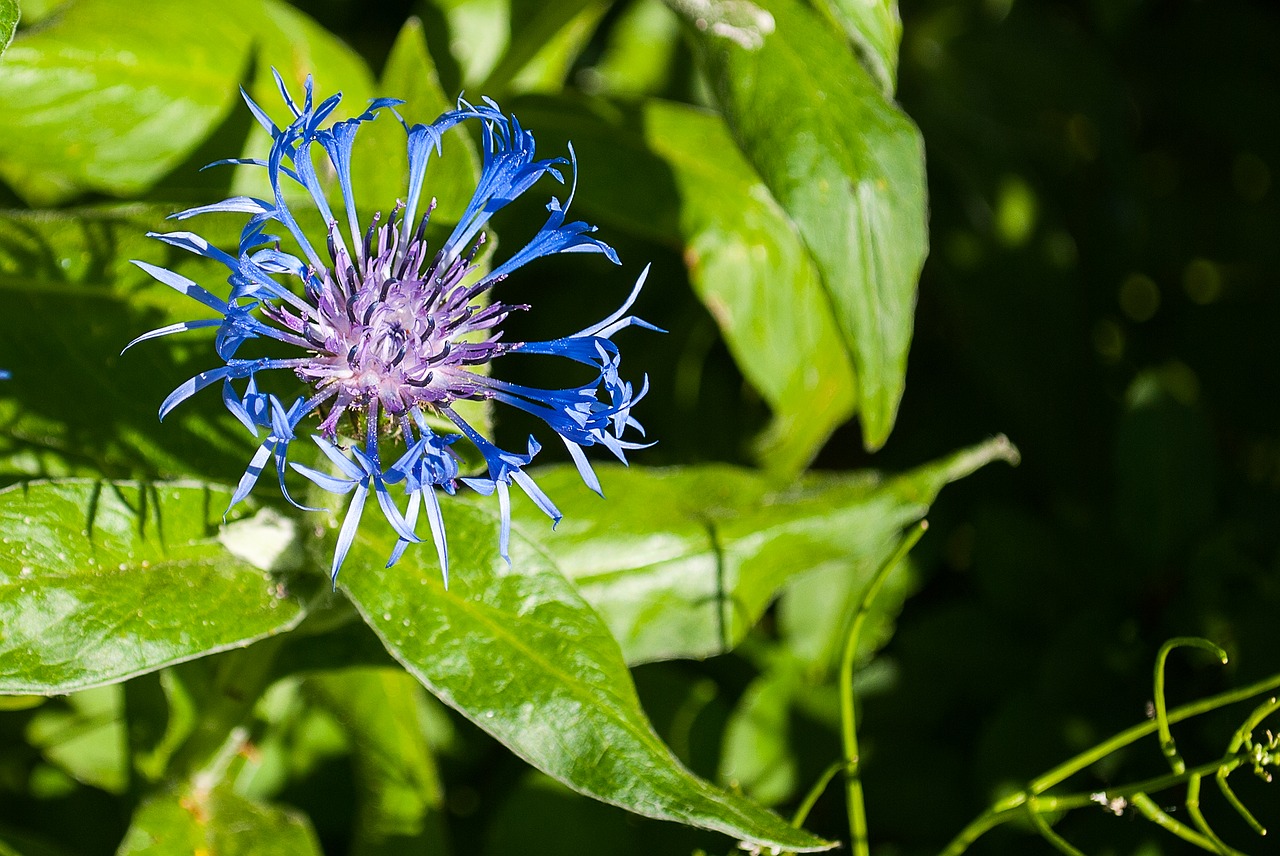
[[128, 72, 655, 584]]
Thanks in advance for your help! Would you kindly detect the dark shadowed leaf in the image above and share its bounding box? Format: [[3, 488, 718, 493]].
[[510, 436, 1018, 664], [669, 0, 928, 451], [514, 96, 856, 473], [304, 668, 450, 856], [0, 206, 269, 483], [337, 503, 833, 852], [0, 0, 255, 205], [0, 481, 307, 695], [117, 786, 322, 856]]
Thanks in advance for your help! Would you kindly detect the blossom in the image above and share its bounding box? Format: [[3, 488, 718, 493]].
[[127, 72, 654, 584]]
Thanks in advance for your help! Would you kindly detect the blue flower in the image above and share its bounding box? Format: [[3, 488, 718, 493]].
[[127, 72, 655, 584]]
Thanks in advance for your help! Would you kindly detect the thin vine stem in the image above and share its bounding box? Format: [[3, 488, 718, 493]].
[[940, 670, 1280, 856], [1027, 669, 1280, 795], [1154, 637, 1228, 777], [841, 520, 928, 856]]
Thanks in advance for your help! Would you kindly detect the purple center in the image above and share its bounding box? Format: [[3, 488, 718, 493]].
[[262, 211, 520, 434]]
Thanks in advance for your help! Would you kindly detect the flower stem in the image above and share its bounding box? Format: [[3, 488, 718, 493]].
[[841, 520, 928, 856]]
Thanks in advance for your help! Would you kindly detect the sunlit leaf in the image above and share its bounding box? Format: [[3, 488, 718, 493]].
[[585, 0, 681, 98], [813, 0, 902, 95], [0, 0, 255, 205], [0, 0, 18, 56], [513, 96, 856, 473], [670, 0, 928, 451], [338, 503, 834, 852], [0, 480, 307, 695], [511, 436, 1019, 664]]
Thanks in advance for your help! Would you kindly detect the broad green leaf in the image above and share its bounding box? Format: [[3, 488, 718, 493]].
[[117, 786, 322, 856], [0, 480, 307, 694], [338, 503, 833, 852], [0, 0, 255, 205], [429, 0, 511, 88], [670, 0, 928, 451], [717, 665, 800, 806], [486, 0, 609, 94], [586, 0, 681, 97], [513, 97, 856, 473], [305, 669, 449, 855], [228, 0, 378, 203], [356, 16, 481, 226], [0, 0, 17, 56], [778, 550, 917, 673], [813, 0, 902, 96], [510, 436, 1019, 664], [0, 206, 265, 483]]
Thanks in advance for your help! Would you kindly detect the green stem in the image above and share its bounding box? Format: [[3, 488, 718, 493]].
[[841, 521, 928, 856], [1028, 669, 1280, 795], [792, 761, 846, 829], [1130, 792, 1220, 852], [1154, 637, 1228, 776], [1026, 799, 1086, 856]]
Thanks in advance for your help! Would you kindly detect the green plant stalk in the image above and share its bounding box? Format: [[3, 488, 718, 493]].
[[793, 761, 845, 829], [1216, 695, 1280, 836], [1184, 773, 1243, 856], [840, 521, 928, 856], [1026, 800, 1086, 856], [1028, 670, 1280, 795], [939, 670, 1280, 856], [1131, 792, 1220, 852], [1154, 637, 1228, 777]]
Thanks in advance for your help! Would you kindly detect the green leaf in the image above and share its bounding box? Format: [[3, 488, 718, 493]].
[[359, 16, 481, 226], [117, 786, 322, 856], [305, 668, 449, 855], [512, 97, 856, 473], [585, 0, 681, 98], [0, 206, 265, 483], [510, 436, 1019, 665], [0, 0, 17, 57], [0, 0, 255, 205], [27, 685, 127, 793], [338, 503, 833, 852], [484, 0, 609, 94], [812, 0, 902, 96], [0, 480, 307, 695], [669, 0, 928, 451], [717, 665, 801, 806], [428, 0, 511, 89], [228, 0, 378, 202]]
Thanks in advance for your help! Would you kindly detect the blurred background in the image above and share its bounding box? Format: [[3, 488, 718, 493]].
[[2, 0, 1279, 854]]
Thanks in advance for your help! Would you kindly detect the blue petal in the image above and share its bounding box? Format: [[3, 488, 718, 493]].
[[330, 483, 369, 584]]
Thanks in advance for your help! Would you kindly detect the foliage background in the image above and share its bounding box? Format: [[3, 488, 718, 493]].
[[0, 0, 1278, 854]]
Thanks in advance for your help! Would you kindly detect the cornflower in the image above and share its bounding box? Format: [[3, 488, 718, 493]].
[[128, 73, 654, 583]]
